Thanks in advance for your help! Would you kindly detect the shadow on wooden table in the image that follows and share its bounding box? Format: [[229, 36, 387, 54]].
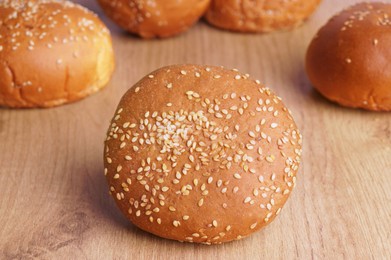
[[296, 68, 347, 110]]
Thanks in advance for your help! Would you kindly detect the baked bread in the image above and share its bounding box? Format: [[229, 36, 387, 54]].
[[104, 64, 302, 244], [97, 0, 211, 39], [0, 0, 115, 108], [205, 0, 321, 33], [306, 2, 391, 111]]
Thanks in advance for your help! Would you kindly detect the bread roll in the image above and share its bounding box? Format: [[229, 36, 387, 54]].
[[104, 64, 302, 244], [97, 0, 211, 39], [0, 0, 115, 108], [205, 0, 321, 33], [306, 2, 391, 111]]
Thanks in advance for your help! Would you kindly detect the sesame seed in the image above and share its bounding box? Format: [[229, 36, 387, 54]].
[[180, 70, 187, 75], [166, 83, 173, 89], [266, 155, 275, 163], [235, 75, 241, 80], [198, 198, 204, 207], [212, 220, 218, 227], [234, 173, 241, 179], [244, 197, 251, 203], [183, 215, 190, 220]]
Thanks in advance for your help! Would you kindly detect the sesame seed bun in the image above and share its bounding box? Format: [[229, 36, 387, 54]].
[[0, 0, 115, 108], [97, 0, 211, 39], [104, 65, 302, 244], [205, 0, 321, 33], [306, 2, 391, 111]]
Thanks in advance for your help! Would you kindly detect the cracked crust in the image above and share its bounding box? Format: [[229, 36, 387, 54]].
[[205, 0, 321, 33], [97, 0, 211, 39], [306, 2, 391, 111], [0, 0, 115, 108]]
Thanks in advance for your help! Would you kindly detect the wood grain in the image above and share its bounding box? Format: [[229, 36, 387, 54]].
[[0, 0, 390, 259]]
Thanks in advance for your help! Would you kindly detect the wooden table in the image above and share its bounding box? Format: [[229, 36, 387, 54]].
[[1, 0, 390, 259]]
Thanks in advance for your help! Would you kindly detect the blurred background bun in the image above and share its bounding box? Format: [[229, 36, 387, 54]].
[[97, 0, 211, 38], [0, 0, 115, 108], [306, 2, 391, 111], [205, 0, 321, 33]]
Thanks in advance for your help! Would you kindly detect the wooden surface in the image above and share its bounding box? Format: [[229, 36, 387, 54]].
[[1, 0, 390, 259]]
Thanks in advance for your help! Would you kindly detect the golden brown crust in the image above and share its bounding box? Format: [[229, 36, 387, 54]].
[[97, 0, 211, 39], [104, 65, 302, 244], [205, 0, 321, 33], [306, 2, 391, 111], [0, 0, 115, 108]]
